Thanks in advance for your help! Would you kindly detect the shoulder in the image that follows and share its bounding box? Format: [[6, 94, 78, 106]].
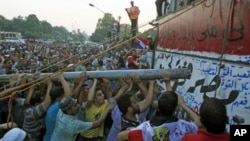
[[173, 119, 199, 135], [181, 133, 200, 141], [111, 105, 122, 121], [178, 119, 198, 129]]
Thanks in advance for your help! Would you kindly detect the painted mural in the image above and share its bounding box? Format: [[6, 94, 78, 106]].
[[157, 0, 250, 63], [154, 52, 249, 125], [154, 0, 250, 126]]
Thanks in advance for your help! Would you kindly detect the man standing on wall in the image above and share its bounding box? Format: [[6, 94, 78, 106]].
[[155, 0, 169, 19], [125, 1, 140, 37]]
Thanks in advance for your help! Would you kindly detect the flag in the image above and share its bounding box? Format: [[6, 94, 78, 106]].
[[136, 37, 148, 49]]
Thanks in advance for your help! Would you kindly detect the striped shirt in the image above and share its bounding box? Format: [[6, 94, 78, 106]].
[[22, 102, 47, 141]]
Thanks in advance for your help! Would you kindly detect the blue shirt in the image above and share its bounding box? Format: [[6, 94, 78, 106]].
[[107, 105, 122, 141], [51, 109, 93, 141], [43, 102, 59, 141]]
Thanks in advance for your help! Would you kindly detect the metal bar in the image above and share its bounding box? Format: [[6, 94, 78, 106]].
[[0, 68, 191, 83]]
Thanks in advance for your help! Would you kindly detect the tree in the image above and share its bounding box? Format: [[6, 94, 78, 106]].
[[11, 16, 25, 33], [40, 21, 53, 39], [90, 13, 116, 42], [24, 14, 41, 38], [0, 15, 11, 31], [52, 26, 68, 41], [0, 14, 73, 41]]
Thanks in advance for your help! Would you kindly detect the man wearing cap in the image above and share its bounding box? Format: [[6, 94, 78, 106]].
[[51, 96, 114, 141], [146, 34, 155, 50], [43, 72, 72, 141]]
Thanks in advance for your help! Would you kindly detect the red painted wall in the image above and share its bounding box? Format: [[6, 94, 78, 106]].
[[158, 0, 250, 55]]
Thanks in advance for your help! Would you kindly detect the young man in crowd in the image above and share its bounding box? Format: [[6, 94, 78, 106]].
[[51, 96, 115, 141], [181, 98, 229, 141], [117, 91, 201, 141]]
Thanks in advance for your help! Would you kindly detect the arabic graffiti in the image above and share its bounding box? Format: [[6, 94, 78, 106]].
[[154, 51, 249, 123], [227, 1, 245, 42], [197, 24, 217, 42]]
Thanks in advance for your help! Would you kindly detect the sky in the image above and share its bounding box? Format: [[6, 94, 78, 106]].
[[0, 0, 156, 35]]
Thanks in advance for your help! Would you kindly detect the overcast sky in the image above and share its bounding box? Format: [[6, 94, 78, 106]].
[[0, 0, 156, 35]]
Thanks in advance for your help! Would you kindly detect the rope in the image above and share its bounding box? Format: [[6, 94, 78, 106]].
[[0, 0, 206, 100], [0, 0, 208, 124], [6, 92, 16, 128], [0, 49, 91, 90]]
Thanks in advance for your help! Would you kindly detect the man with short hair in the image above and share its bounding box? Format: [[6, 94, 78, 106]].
[[22, 76, 52, 141], [181, 98, 229, 141], [107, 79, 154, 141], [117, 91, 201, 141], [51, 96, 114, 141]]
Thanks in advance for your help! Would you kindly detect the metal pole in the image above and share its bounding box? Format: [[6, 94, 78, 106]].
[[0, 68, 191, 83], [89, 3, 106, 14]]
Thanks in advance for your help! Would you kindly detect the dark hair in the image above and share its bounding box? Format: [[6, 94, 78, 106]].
[[200, 98, 227, 134], [118, 56, 126, 68], [50, 86, 64, 102], [95, 88, 107, 98], [30, 91, 43, 106], [85, 62, 92, 67], [158, 91, 178, 116], [98, 60, 103, 66], [117, 92, 133, 115], [128, 63, 138, 69]]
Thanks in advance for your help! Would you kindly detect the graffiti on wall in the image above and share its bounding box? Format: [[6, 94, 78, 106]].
[[154, 51, 249, 125]]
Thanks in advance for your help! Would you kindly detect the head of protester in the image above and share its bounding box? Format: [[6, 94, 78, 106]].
[[59, 96, 79, 115], [182, 98, 229, 141]]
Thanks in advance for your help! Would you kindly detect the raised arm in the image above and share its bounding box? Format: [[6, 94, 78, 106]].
[[137, 80, 154, 113], [99, 79, 112, 100], [43, 76, 52, 108], [72, 73, 87, 99], [24, 76, 35, 106], [162, 72, 172, 91], [171, 79, 178, 91], [178, 94, 202, 127], [56, 71, 72, 97], [113, 76, 130, 100], [86, 78, 98, 108], [133, 75, 147, 97]]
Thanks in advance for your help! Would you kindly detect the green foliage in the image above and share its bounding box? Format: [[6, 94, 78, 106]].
[[0, 13, 123, 43], [90, 13, 116, 43], [0, 14, 85, 42]]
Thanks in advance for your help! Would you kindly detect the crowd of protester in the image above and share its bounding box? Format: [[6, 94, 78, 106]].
[[0, 40, 229, 141]]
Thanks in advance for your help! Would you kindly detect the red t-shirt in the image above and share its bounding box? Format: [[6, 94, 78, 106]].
[[128, 130, 143, 141], [182, 129, 229, 141], [127, 55, 137, 64]]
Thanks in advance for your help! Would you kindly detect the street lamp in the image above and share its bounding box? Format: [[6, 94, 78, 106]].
[[89, 3, 106, 14]]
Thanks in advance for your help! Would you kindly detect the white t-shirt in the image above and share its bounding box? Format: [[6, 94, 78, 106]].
[[131, 119, 198, 141]]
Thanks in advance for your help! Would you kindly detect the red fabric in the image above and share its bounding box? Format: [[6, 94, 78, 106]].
[[181, 129, 229, 141], [128, 130, 143, 141], [127, 56, 136, 64]]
